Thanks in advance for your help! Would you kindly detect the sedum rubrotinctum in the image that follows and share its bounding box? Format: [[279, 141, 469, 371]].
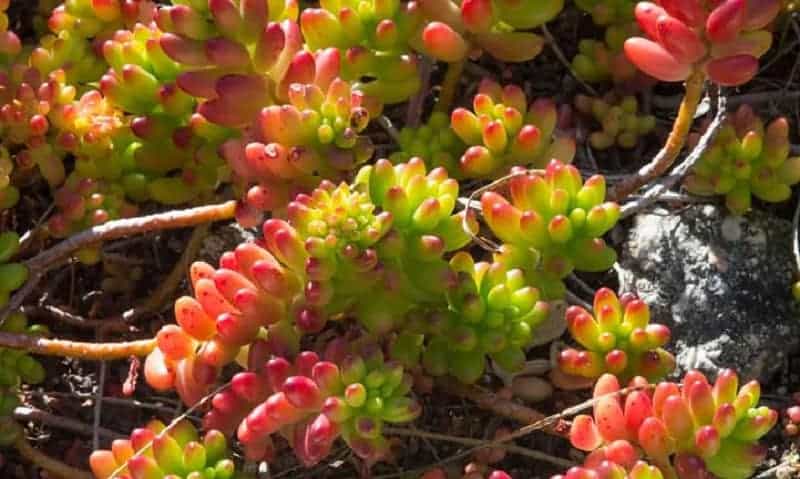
[[417, 0, 562, 63], [300, 0, 423, 103], [570, 371, 776, 479], [392, 253, 551, 383], [90, 419, 238, 479], [684, 105, 800, 215], [449, 80, 575, 179], [558, 288, 675, 382], [145, 159, 474, 404], [481, 159, 619, 299]]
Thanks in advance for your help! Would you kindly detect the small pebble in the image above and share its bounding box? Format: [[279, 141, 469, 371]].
[[512, 376, 553, 402]]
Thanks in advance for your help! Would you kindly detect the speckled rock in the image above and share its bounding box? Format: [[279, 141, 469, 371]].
[[618, 204, 799, 382]]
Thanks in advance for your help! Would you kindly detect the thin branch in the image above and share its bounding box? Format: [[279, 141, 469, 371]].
[[21, 305, 130, 332], [384, 427, 576, 468], [13, 406, 122, 439], [0, 332, 155, 360], [541, 24, 599, 96], [620, 89, 728, 219], [15, 435, 94, 479], [609, 70, 707, 202], [0, 200, 237, 322], [793, 192, 800, 277], [377, 116, 401, 144], [406, 56, 433, 128]]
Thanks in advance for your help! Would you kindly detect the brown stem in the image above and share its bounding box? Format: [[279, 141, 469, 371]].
[[435, 60, 465, 114], [0, 332, 155, 360], [0, 200, 236, 322], [15, 435, 93, 479], [609, 70, 707, 202], [13, 406, 122, 439], [437, 376, 569, 437]]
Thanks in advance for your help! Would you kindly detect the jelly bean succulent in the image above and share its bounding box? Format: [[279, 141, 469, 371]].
[[227, 345, 420, 465], [0, 0, 19, 64], [417, 0, 562, 63], [625, 0, 780, 85], [574, 94, 656, 150], [572, 35, 639, 86], [0, 312, 47, 417], [684, 105, 800, 215], [393, 253, 551, 383], [0, 232, 28, 307], [481, 160, 619, 296], [449, 80, 575, 179], [391, 111, 467, 173], [558, 288, 675, 381], [551, 440, 667, 479], [300, 0, 423, 103], [89, 419, 237, 479], [575, 0, 636, 26], [570, 371, 776, 479], [0, 145, 15, 209]]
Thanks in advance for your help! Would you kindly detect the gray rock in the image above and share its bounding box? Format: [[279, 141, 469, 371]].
[[618, 204, 799, 382]]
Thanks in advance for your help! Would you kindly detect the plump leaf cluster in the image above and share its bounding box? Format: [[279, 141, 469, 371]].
[[570, 371, 776, 479], [422, 467, 512, 479], [0, 232, 28, 306], [0, 312, 48, 447], [452, 80, 574, 179], [89, 419, 237, 479], [575, 0, 636, 26], [572, 31, 640, 86], [574, 94, 656, 150], [626, 0, 779, 85], [393, 253, 551, 383], [552, 440, 668, 479], [684, 105, 800, 215], [301, 0, 423, 103], [418, 0, 562, 63], [481, 160, 619, 298], [204, 342, 421, 465], [558, 288, 675, 382]]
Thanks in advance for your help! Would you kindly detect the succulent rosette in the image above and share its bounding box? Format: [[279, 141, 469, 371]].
[[418, 0, 563, 63], [449, 80, 575, 179], [90, 419, 237, 479], [558, 288, 675, 381], [684, 105, 800, 215], [481, 160, 619, 298], [570, 371, 776, 479], [625, 0, 780, 85], [574, 94, 656, 150]]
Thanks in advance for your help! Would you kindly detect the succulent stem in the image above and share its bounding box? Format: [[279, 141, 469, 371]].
[[610, 69, 707, 201], [0, 332, 155, 360], [435, 59, 466, 114]]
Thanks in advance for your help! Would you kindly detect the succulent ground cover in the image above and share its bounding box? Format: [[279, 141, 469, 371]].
[[0, 0, 799, 478]]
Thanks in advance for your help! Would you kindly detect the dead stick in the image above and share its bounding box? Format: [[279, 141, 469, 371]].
[[0, 200, 236, 322]]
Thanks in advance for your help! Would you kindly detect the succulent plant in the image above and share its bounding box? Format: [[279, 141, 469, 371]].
[[570, 371, 776, 479], [0, 312, 47, 395], [393, 253, 551, 384], [300, 0, 423, 103], [0, 145, 17, 209], [448, 80, 575, 179], [0, 0, 20, 65], [0, 65, 74, 191], [417, 0, 562, 63], [422, 467, 513, 479], [575, 0, 636, 26], [552, 440, 667, 479], [574, 94, 656, 150], [625, 0, 780, 85], [223, 58, 380, 221], [0, 232, 29, 306], [226, 344, 421, 465], [480, 160, 619, 297], [89, 419, 237, 479], [558, 288, 675, 381], [391, 111, 467, 174], [684, 105, 800, 215]]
